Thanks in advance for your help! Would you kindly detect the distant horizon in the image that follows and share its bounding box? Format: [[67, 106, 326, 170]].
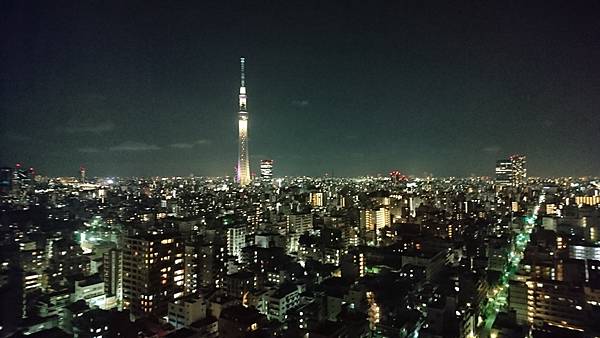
[[3, 150, 596, 178], [8, 165, 599, 181]]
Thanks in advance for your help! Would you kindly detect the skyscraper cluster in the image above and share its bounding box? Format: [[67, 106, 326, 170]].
[[495, 154, 527, 187]]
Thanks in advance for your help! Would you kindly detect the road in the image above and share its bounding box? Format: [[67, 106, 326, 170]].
[[478, 194, 543, 337]]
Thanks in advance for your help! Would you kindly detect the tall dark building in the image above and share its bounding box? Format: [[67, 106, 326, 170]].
[[79, 165, 86, 183], [0, 167, 12, 194], [103, 248, 123, 304], [495, 159, 513, 186], [197, 243, 225, 289], [122, 233, 185, 318]]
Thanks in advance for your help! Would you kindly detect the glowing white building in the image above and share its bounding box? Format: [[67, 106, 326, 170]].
[[260, 159, 273, 182], [237, 57, 251, 186]]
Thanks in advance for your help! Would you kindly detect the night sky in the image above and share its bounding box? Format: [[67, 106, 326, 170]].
[[1, 1, 599, 177]]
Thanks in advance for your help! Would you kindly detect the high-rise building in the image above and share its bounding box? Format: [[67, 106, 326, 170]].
[[375, 207, 391, 228], [360, 208, 390, 232], [19, 241, 45, 318], [360, 207, 390, 246], [495, 155, 527, 187], [260, 159, 273, 182], [79, 165, 86, 183], [495, 159, 513, 186], [122, 234, 185, 318], [286, 213, 313, 253], [183, 245, 198, 296], [310, 192, 324, 207], [196, 243, 225, 289], [287, 213, 313, 234], [0, 167, 12, 194], [237, 57, 251, 186], [360, 209, 375, 232], [510, 154, 527, 186], [226, 226, 246, 263], [103, 248, 123, 306], [509, 279, 586, 330]]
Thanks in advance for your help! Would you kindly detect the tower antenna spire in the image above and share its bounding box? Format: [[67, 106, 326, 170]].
[[240, 57, 245, 87], [237, 57, 250, 186]]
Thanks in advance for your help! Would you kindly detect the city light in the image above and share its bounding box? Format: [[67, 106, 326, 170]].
[[2, 3, 598, 336]]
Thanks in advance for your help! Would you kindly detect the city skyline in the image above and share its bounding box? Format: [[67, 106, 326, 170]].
[[1, 1, 600, 178], [3, 2, 600, 338]]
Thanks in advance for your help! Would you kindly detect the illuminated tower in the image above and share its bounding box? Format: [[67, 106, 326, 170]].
[[79, 165, 86, 183], [237, 57, 251, 186]]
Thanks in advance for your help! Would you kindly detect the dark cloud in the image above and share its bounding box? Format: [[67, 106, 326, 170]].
[[291, 100, 310, 107], [78, 147, 102, 153], [170, 143, 194, 149], [482, 146, 501, 153], [57, 121, 116, 134], [169, 139, 211, 149], [109, 142, 160, 152]]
